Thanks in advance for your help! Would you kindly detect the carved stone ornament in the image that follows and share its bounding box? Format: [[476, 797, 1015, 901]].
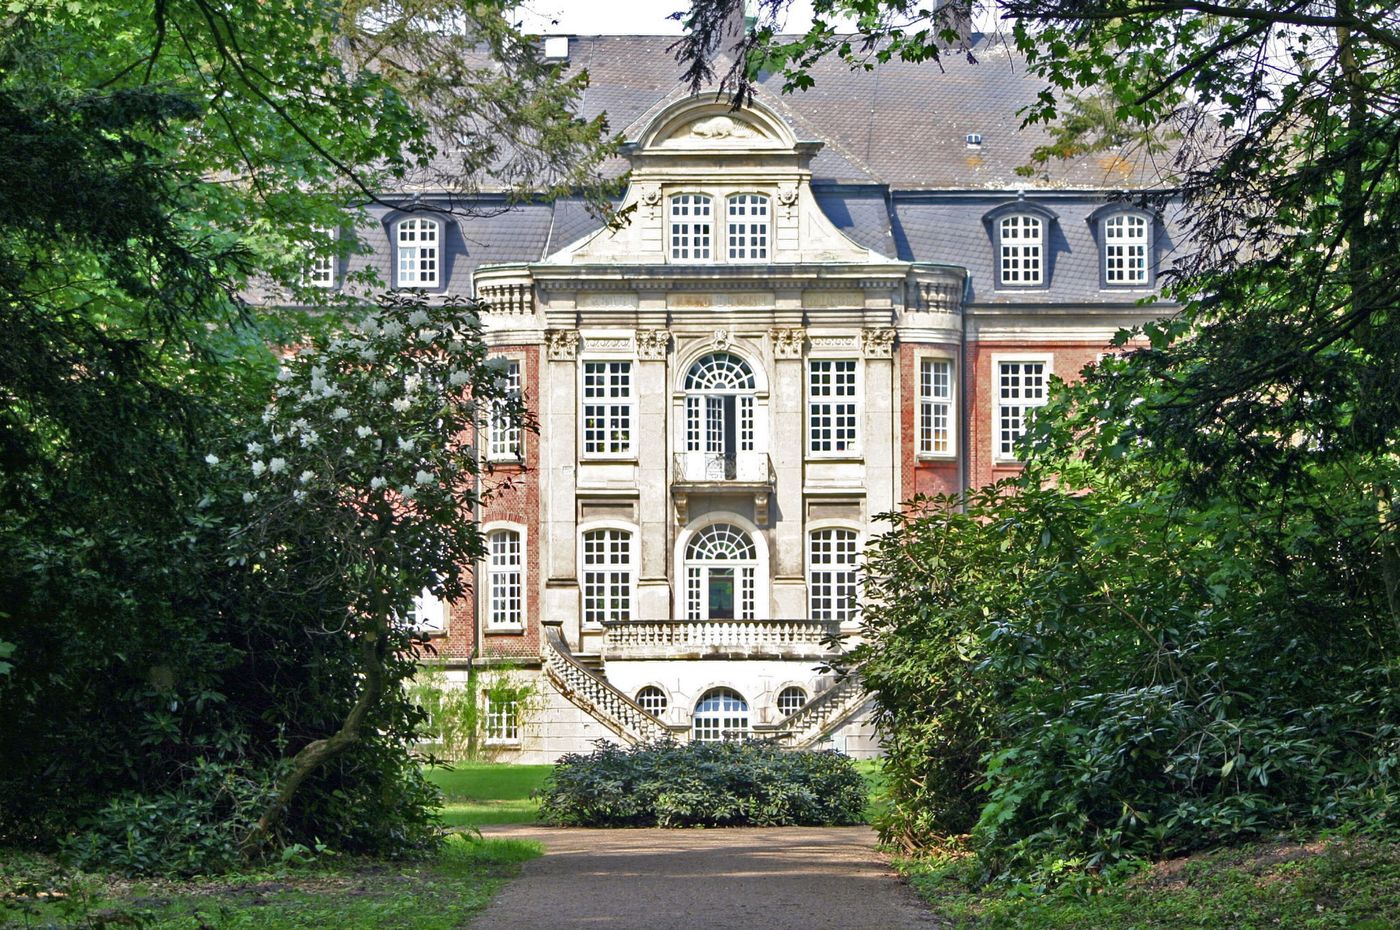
[[639, 186, 662, 207], [861, 327, 897, 359], [777, 186, 799, 207], [546, 329, 579, 361], [685, 115, 755, 141], [636, 329, 670, 360], [770, 327, 805, 360], [712, 328, 732, 351]]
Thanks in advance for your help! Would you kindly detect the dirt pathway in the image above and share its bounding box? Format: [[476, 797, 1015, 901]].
[[471, 824, 938, 930]]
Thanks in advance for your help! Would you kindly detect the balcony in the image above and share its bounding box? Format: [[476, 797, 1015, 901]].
[[601, 618, 842, 660], [671, 451, 775, 524]]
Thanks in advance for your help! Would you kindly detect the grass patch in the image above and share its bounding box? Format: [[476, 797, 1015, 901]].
[[897, 836, 1400, 930], [425, 763, 552, 828], [0, 834, 541, 930]]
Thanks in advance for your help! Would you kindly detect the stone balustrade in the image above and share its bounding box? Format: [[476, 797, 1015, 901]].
[[602, 618, 842, 660]]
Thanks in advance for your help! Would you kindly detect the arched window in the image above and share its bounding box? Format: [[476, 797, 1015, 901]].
[[636, 686, 668, 716], [670, 194, 712, 261], [809, 528, 858, 622], [582, 528, 632, 625], [683, 353, 757, 478], [998, 214, 1043, 286], [776, 686, 807, 716], [684, 523, 757, 620], [726, 194, 769, 260], [693, 688, 749, 741], [486, 529, 523, 629], [396, 217, 441, 288], [1102, 212, 1150, 285]]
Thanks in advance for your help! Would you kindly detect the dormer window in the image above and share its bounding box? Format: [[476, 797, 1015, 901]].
[[1102, 212, 1150, 286], [395, 217, 440, 288], [726, 194, 769, 261], [997, 214, 1043, 287], [669, 194, 712, 261], [306, 227, 336, 288]]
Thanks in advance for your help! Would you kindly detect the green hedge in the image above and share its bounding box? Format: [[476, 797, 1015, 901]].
[[536, 740, 868, 828]]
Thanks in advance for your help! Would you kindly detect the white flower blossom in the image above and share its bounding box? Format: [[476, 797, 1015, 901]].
[[483, 356, 511, 373], [299, 470, 315, 484], [391, 397, 412, 413], [268, 457, 287, 474], [415, 469, 433, 486], [370, 476, 387, 490], [261, 406, 275, 423], [277, 367, 292, 382], [356, 425, 373, 439], [251, 461, 267, 477], [359, 345, 377, 361], [449, 370, 469, 387], [418, 328, 435, 343], [360, 315, 380, 335], [380, 320, 403, 338], [242, 491, 256, 503], [407, 309, 430, 327], [293, 489, 307, 502], [404, 373, 422, 394], [331, 407, 350, 421], [299, 430, 319, 448], [448, 337, 465, 353], [397, 437, 415, 452], [204, 454, 220, 466], [247, 441, 264, 455], [369, 380, 388, 397], [399, 486, 416, 500]]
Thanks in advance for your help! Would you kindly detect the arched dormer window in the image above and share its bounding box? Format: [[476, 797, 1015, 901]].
[[670, 194, 712, 261], [395, 217, 441, 288], [726, 194, 769, 261], [1089, 204, 1156, 288], [984, 202, 1058, 289]]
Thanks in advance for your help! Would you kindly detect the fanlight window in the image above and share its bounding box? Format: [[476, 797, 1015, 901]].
[[683, 353, 756, 478], [636, 686, 668, 716], [684, 523, 757, 621], [693, 688, 749, 742]]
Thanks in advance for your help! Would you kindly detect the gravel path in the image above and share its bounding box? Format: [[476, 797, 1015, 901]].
[[471, 824, 939, 930]]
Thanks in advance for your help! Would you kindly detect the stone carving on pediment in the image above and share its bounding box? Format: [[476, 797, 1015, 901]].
[[686, 115, 756, 141], [636, 329, 670, 360], [712, 329, 732, 351], [770, 327, 805, 360], [545, 329, 579, 361], [861, 327, 897, 359]]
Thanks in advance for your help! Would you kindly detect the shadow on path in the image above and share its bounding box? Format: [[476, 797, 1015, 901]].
[[471, 824, 938, 930]]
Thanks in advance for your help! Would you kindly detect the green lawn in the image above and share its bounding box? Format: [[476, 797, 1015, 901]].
[[0, 833, 541, 930], [898, 836, 1400, 930], [426, 762, 552, 827]]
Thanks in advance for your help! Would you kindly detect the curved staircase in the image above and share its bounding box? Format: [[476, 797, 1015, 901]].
[[541, 622, 676, 744]]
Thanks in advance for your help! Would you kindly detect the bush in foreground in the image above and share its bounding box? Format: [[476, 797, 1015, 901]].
[[536, 740, 868, 828]]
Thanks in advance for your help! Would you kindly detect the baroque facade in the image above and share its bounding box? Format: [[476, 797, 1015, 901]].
[[309, 36, 1177, 762]]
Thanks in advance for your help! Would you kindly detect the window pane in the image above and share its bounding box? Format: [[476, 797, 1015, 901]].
[[488, 360, 522, 459], [582, 361, 632, 455], [809, 529, 858, 622], [583, 529, 631, 624], [487, 530, 523, 627], [997, 361, 1048, 458], [808, 360, 858, 453], [670, 194, 712, 261], [727, 194, 769, 260], [919, 359, 953, 454]]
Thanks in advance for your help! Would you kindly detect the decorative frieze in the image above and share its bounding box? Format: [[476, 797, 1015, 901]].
[[545, 329, 579, 360], [636, 329, 670, 359], [577, 292, 638, 309], [586, 335, 633, 352], [861, 328, 897, 359], [808, 334, 859, 351], [770, 327, 805, 359]]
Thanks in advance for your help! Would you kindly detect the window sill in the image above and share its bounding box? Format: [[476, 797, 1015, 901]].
[[805, 453, 864, 463], [483, 738, 521, 746], [579, 455, 638, 464], [484, 626, 526, 636], [916, 453, 957, 463]]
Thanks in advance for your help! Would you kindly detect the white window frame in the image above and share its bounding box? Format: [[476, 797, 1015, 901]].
[[1102, 212, 1151, 287], [487, 357, 523, 461], [580, 524, 635, 628], [395, 217, 441, 288], [306, 226, 337, 288], [669, 193, 713, 262], [917, 355, 955, 457], [807, 525, 861, 623], [410, 587, 448, 635], [726, 193, 770, 261], [581, 360, 634, 458], [483, 693, 520, 744], [775, 685, 808, 716], [483, 524, 525, 631], [806, 358, 860, 457], [636, 686, 669, 717], [692, 688, 750, 742], [993, 355, 1052, 463], [997, 214, 1044, 287]]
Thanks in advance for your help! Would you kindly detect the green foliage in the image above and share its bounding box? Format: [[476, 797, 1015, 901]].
[[536, 740, 869, 828]]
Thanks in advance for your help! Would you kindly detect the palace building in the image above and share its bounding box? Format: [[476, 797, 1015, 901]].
[[310, 35, 1178, 762]]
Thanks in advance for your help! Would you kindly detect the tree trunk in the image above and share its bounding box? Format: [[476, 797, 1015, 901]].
[[241, 615, 389, 856]]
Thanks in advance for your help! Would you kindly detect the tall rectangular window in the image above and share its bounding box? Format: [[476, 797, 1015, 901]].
[[307, 227, 336, 288], [919, 358, 953, 455], [998, 214, 1043, 286], [808, 360, 858, 454], [1103, 213, 1149, 285], [996, 360, 1048, 459], [809, 529, 859, 622], [582, 529, 632, 625], [726, 194, 769, 260], [396, 218, 440, 287], [484, 694, 519, 743], [486, 530, 523, 628], [488, 360, 522, 460], [582, 361, 632, 456], [670, 194, 712, 261]]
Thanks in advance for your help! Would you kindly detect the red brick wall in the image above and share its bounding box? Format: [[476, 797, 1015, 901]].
[[437, 344, 542, 663]]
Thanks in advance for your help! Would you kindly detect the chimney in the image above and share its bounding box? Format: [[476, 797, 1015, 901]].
[[543, 35, 569, 61]]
